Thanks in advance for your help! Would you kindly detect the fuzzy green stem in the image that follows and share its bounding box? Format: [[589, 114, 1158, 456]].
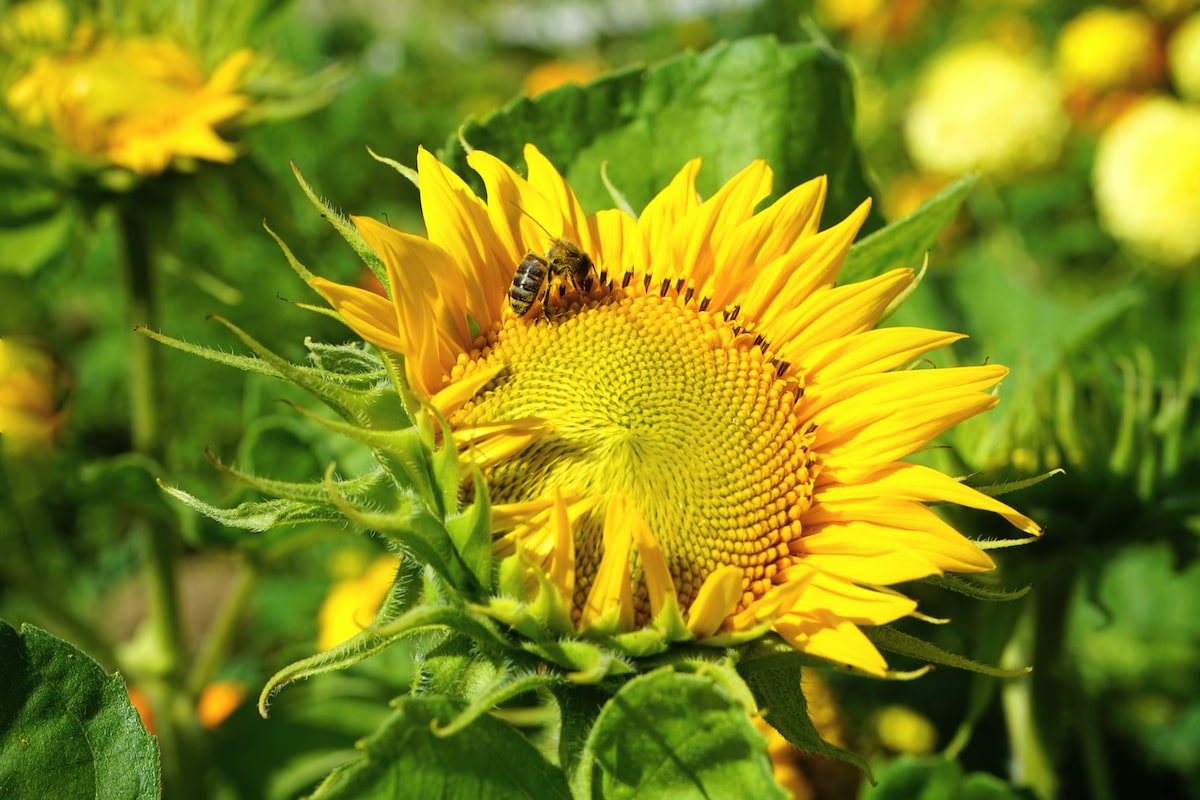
[[118, 202, 204, 800]]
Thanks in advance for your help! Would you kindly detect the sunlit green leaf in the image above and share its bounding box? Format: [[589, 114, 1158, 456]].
[[581, 666, 786, 799], [0, 622, 159, 800], [441, 36, 883, 235], [309, 695, 569, 800]]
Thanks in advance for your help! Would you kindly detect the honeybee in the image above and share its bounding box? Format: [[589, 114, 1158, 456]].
[[509, 236, 595, 318]]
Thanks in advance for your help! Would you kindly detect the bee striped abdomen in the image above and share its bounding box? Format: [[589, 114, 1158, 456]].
[[510, 254, 549, 316]]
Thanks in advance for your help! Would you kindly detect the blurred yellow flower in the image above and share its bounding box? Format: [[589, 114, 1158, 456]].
[[1168, 12, 1200, 100], [814, 0, 926, 42], [0, 0, 68, 50], [1056, 7, 1160, 94], [522, 58, 606, 98], [6, 30, 253, 175], [1093, 96, 1200, 268], [197, 680, 245, 729], [904, 41, 1068, 179], [316, 554, 397, 651], [0, 338, 65, 454], [874, 704, 938, 755]]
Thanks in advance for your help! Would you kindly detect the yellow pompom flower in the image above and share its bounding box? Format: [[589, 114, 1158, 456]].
[[905, 41, 1068, 178], [309, 145, 1040, 676], [316, 555, 399, 651], [1093, 97, 1200, 268], [1168, 13, 1200, 100], [6, 30, 253, 175], [1056, 7, 1160, 94]]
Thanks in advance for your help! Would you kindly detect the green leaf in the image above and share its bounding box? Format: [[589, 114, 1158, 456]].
[[864, 756, 1034, 800], [0, 621, 159, 799], [738, 652, 872, 776], [441, 36, 883, 235], [581, 666, 786, 800], [309, 695, 570, 800], [840, 176, 976, 284], [0, 205, 75, 276]]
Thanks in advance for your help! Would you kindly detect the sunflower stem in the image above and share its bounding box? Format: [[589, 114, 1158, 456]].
[[189, 556, 259, 694], [118, 200, 206, 800]]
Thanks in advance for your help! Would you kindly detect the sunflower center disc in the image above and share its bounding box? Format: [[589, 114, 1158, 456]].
[[453, 292, 817, 618]]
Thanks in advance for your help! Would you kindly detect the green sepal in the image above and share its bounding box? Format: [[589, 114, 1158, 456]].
[[307, 695, 570, 800], [322, 468, 474, 591], [280, 402, 439, 511], [201, 449, 392, 504], [840, 175, 977, 285], [157, 479, 346, 531], [579, 666, 787, 800], [738, 649, 873, 778], [136, 325, 288, 379], [289, 162, 389, 292], [967, 468, 1064, 499], [522, 639, 634, 684], [427, 411, 463, 519], [923, 573, 1033, 602], [444, 467, 494, 590], [366, 146, 420, 186], [865, 626, 1032, 677], [207, 315, 407, 429], [431, 670, 561, 738], [258, 558, 421, 715]]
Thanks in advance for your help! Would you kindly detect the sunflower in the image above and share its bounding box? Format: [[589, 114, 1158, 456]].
[[309, 144, 1040, 676], [5, 29, 253, 175]]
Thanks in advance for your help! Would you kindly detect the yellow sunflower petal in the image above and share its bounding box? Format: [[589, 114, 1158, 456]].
[[579, 500, 636, 631], [741, 198, 873, 324], [590, 208, 649, 282], [546, 487, 576, 603], [675, 159, 774, 298], [621, 497, 677, 619], [795, 327, 966, 386], [841, 462, 1042, 536], [417, 147, 509, 332], [779, 570, 919, 625], [638, 157, 701, 277], [523, 144, 600, 256], [775, 613, 889, 676], [685, 565, 744, 637], [771, 266, 912, 359], [714, 175, 827, 288], [804, 497, 995, 572], [467, 148, 563, 268], [309, 277, 405, 354]]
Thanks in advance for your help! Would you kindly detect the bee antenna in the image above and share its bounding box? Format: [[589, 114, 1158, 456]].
[[507, 201, 558, 241]]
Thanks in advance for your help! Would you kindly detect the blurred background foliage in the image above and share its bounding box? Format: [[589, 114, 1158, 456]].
[[0, 0, 1197, 798]]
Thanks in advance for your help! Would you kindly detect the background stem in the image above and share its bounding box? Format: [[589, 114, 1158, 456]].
[[118, 201, 205, 800]]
